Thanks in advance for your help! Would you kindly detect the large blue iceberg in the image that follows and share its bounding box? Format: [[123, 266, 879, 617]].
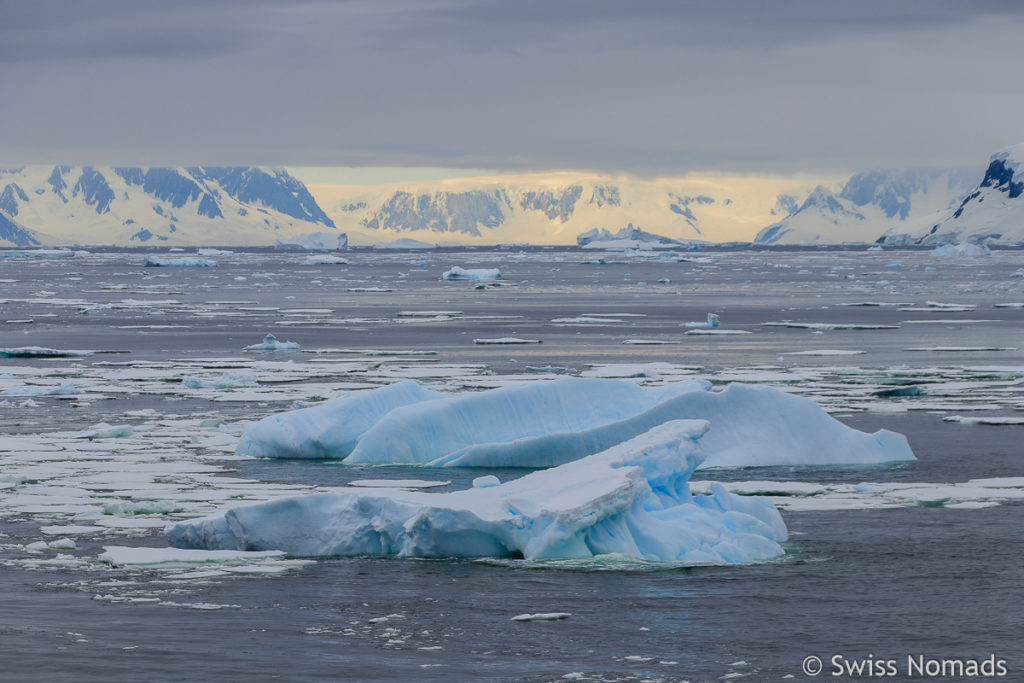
[[236, 378, 915, 468], [167, 420, 788, 563]]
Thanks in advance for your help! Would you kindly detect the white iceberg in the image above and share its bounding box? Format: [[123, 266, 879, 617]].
[[143, 256, 218, 267], [929, 243, 991, 258], [302, 254, 349, 265], [275, 232, 348, 251], [442, 266, 501, 281], [244, 334, 301, 351], [167, 420, 788, 563], [236, 380, 447, 459], [240, 378, 914, 469]]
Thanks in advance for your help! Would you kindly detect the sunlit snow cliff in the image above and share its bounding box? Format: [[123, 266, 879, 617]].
[[0, 166, 337, 247]]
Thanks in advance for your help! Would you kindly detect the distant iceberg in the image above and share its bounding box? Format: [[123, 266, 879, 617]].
[[442, 266, 501, 281], [143, 255, 218, 267], [929, 243, 991, 258], [275, 232, 348, 251], [238, 378, 915, 469], [167, 420, 788, 563]]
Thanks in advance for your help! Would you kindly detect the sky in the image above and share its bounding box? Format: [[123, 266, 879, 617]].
[[2, 0, 1023, 180]]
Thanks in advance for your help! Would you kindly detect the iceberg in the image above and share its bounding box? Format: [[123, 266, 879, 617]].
[[929, 243, 991, 258], [167, 420, 788, 563], [275, 232, 348, 251], [241, 378, 914, 469], [442, 266, 501, 281], [244, 334, 301, 351], [236, 380, 447, 459], [143, 256, 218, 267]]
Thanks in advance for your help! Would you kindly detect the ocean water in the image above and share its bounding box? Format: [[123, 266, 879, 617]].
[[1, 247, 1022, 681]]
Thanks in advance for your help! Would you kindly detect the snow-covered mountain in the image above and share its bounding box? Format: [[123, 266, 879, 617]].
[[754, 168, 978, 245], [0, 166, 337, 247], [879, 144, 1024, 246], [306, 173, 824, 246]]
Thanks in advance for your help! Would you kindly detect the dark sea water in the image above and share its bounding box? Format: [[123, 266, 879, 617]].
[[1, 247, 1022, 681]]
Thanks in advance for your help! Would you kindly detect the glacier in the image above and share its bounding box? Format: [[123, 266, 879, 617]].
[[238, 378, 915, 468], [167, 420, 788, 563]]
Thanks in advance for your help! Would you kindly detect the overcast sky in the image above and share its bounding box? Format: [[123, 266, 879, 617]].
[[2, 0, 1022, 177]]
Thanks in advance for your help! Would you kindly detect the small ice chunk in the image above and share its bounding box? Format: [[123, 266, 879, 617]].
[[472, 475, 501, 488], [245, 334, 301, 351], [474, 337, 542, 345], [442, 266, 501, 281]]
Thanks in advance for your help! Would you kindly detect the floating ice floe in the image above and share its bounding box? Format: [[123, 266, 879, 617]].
[[244, 334, 301, 351], [929, 243, 991, 258], [442, 266, 501, 281], [167, 420, 789, 563], [781, 349, 865, 356], [239, 378, 915, 469], [473, 337, 542, 345], [683, 313, 720, 328], [763, 322, 900, 330], [898, 301, 976, 312], [943, 415, 1024, 426], [0, 347, 93, 358], [182, 372, 259, 389], [302, 254, 349, 265], [0, 381, 82, 397], [684, 328, 751, 335], [143, 256, 218, 267], [689, 477, 1024, 511], [905, 346, 1016, 352]]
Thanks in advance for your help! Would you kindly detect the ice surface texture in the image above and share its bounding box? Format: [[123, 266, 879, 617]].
[[168, 420, 788, 563], [237, 378, 915, 468]]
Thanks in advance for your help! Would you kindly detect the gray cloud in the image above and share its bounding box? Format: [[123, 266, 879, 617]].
[[1, 0, 1022, 174]]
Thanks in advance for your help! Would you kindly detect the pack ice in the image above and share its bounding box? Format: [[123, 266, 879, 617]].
[[167, 420, 789, 563], [236, 378, 915, 468]]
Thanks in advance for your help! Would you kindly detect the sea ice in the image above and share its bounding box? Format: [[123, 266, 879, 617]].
[[167, 420, 789, 563], [473, 337, 542, 345], [302, 254, 349, 265], [442, 266, 501, 281]]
